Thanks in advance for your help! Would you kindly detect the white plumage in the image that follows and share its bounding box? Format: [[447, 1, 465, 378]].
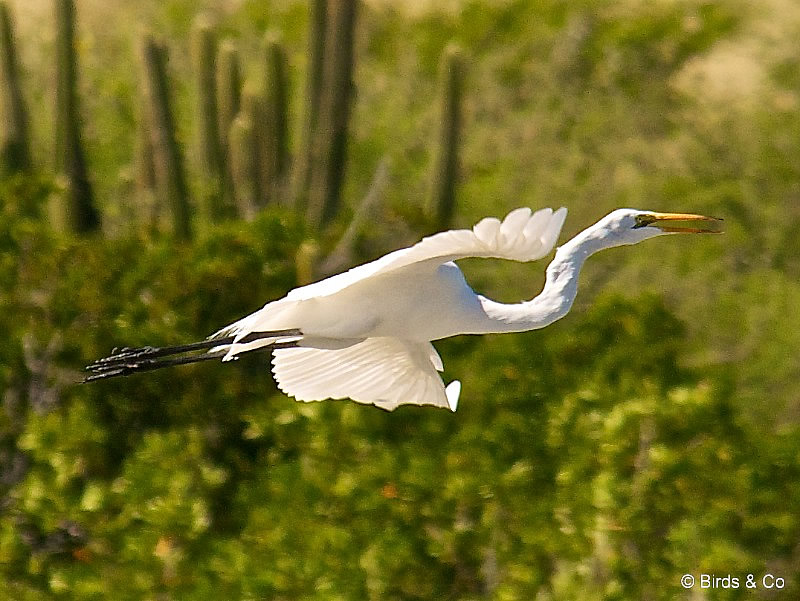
[[271, 338, 461, 411], [87, 207, 720, 410], [282, 206, 566, 302], [216, 207, 567, 410]]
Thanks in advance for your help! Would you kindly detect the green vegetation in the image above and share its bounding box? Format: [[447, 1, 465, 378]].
[[1, 0, 799, 599]]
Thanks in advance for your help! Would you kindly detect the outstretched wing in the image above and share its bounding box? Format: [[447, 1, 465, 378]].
[[287, 207, 567, 301], [271, 337, 461, 411]]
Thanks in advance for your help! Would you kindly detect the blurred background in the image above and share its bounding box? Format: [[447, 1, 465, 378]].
[[1, 0, 799, 599]]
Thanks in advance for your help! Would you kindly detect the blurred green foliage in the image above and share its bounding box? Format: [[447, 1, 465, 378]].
[[2, 183, 798, 598], [2, 0, 800, 599]]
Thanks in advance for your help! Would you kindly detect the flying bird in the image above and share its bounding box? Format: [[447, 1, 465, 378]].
[[86, 208, 721, 411]]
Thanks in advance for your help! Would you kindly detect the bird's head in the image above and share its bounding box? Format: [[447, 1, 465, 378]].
[[593, 208, 723, 247]]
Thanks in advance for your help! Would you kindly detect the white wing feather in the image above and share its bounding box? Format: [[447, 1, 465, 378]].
[[271, 337, 460, 411], [212, 207, 567, 407], [287, 207, 567, 301]]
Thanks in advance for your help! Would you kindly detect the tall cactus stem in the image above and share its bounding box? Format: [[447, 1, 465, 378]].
[[216, 39, 241, 209], [291, 0, 327, 210], [54, 0, 99, 233], [216, 41, 241, 153], [263, 30, 289, 205], [217, 40, 242, 212], [228, 112, 259, 221], [427, 43, 464, 231], [0, 1, 31, 174], [190, 14, 224, 223], [240, 84, 266, 210], [134, 96, 158, 230], [139, 35, 192, 240], [306, 0, 357, 229]]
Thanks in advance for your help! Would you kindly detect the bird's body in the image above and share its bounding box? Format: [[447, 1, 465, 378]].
[[227, 261, 480, 342], [86, 207, 721, 411], [217, 208, 567, 345]]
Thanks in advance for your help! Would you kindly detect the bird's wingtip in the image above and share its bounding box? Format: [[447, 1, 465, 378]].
[[445, 380, 461, 412]]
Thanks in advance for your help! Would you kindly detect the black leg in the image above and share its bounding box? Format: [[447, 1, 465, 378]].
[[86, 328, 302, 369], [84, 329, 302, 382]]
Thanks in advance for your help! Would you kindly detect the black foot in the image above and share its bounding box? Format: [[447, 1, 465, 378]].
[[84, 328, 302, 382]]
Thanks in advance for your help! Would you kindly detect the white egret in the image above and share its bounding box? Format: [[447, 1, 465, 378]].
[[86, 208, 721, 411]]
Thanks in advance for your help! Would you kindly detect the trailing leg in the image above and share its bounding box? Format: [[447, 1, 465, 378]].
[[84, 328, 301, 382]]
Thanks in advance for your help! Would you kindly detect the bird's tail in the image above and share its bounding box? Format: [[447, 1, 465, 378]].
[[83, 328, 302, 382]]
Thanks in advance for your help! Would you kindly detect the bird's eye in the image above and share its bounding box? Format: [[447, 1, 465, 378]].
[[633, 214, 656, 229]]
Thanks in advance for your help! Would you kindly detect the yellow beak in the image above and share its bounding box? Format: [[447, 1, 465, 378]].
[[641, 212, 723, 234]]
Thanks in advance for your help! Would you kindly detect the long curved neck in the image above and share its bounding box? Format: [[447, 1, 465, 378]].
[[477, 226, 612, 333]]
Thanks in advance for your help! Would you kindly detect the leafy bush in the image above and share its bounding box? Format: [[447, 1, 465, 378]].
[[1, 193, 797, 598]]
